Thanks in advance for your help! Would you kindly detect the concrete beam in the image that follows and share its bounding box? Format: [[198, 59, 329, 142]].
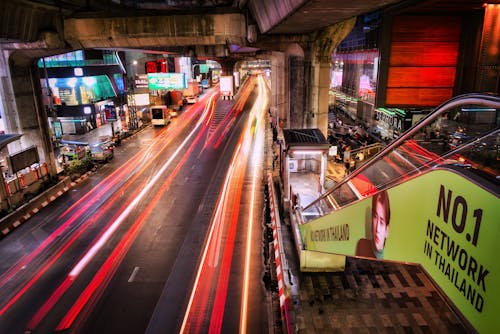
[[64, 13, 247, 50], [247, 0, 308, 34]]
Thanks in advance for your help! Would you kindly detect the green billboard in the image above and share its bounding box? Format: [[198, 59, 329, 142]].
[[147, 73, 186, 90], [300, 169, 499, 333]]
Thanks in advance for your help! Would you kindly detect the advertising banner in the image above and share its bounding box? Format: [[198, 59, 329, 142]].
[[148, 73, 187, 90], [299, 170, 499, 333]]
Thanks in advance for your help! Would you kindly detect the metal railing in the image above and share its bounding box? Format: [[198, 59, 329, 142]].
[[300, 93, 500, 223]]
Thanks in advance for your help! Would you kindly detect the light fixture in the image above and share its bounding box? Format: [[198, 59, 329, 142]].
[[290, 150, 324, 155], [74, 67, 83, 76]]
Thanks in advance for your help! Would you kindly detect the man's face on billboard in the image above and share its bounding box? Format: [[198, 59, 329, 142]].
[[372, 200, 388, 252]]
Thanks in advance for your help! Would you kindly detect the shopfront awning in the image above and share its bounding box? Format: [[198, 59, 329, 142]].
[[0, 134, 22, 150]]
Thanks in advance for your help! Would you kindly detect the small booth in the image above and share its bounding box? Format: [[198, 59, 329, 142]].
[[282, 129, 330, 209]]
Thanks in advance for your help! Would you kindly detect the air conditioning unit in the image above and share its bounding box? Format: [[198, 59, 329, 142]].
[[288, 159, 298, 172]]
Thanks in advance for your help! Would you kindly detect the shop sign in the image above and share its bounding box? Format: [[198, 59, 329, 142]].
[[375, 108, 404, 131], [134, 74, 148, 89]]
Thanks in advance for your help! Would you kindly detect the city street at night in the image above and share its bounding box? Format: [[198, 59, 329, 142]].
[[0, 77, 270, 333]]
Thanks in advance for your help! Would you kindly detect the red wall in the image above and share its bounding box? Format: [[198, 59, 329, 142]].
[[386, 16, 462, 106]]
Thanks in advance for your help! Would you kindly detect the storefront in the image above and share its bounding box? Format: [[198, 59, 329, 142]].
[[372, 107, 409, 139]]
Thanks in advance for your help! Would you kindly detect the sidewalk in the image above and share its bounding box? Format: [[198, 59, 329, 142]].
[[0, 123, 147, 239]]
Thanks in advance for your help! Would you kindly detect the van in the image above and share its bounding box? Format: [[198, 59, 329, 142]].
[[151, 105, 171, 126]]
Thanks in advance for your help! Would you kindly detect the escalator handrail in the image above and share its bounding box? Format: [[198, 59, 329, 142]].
[[302, 93, 500, 212]]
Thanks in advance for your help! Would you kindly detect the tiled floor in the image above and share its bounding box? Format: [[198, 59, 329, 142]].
[[291, 257, 469, 333]]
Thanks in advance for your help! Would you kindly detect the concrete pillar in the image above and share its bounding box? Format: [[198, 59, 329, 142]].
[[269, 51, 286, 131], [288, 55, 306, 128], [9, 60, 57, 177], [477, 5, 500, 93], [220, 58, 236, 77], [305, 17, 357, 136], [307, 56, 330, 136], [0, 48, 23, 155]]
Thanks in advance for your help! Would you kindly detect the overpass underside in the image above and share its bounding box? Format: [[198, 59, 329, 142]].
[[64, 13, 247, 55]]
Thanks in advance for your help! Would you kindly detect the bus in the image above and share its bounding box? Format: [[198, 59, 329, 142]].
[[151, 105, 171, 126]]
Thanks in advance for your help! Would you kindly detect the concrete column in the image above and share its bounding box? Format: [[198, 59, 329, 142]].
[[477, 5, 500, 92], [9, 60, 57, 177], [288, 55, 306, 128], [306, 17, 356, 136], [269, 51, 286, 130], [0, 49, 22, 154], [311, 60, 331, 137], [220, 58, 236, 77]]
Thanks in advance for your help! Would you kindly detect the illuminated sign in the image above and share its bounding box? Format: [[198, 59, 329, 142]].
[[134, 74, 148, 89], [147, 73, 186, 90], [199, 64, 209, 73], [74, 68, 83, 76]]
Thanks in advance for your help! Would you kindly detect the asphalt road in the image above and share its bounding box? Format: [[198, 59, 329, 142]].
[[0, 77, 271, 334]]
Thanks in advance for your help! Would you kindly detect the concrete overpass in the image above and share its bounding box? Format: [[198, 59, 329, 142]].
[[0, 0, 495, 178]]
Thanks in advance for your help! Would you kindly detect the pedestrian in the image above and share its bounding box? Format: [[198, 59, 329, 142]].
[[349, 159, 356, 172], [356, 151, 364, 162]]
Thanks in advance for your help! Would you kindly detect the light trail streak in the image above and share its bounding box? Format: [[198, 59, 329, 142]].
[[0, 117, 178, 297], [52, 93, 218, 331], [180, 75, 268, 334], [0, 190, 133, 318], [1, 93, 218, 321], [180, 142, 243, 333], [209, 80, 256, 150], [58, 89, 213, 221], [52, 94, 218, 330], [25, 193, 140, 329], [56, 129, 204, 331], [240, 75, 267, 334]]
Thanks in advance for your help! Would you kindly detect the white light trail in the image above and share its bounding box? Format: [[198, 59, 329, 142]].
[[69, 93, 218, 278], [240, 75, 268, 333]]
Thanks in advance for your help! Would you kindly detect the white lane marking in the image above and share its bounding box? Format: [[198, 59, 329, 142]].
[[128, 266, 140, 282]]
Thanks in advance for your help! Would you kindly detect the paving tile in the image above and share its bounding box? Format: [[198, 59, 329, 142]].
[[292, 257, 469, 333]]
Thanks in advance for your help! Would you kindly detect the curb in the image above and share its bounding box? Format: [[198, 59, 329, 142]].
[[0, 171, 93, 239]]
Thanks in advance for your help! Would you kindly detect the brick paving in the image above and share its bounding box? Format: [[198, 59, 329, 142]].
[[291, 257, 469, 334]]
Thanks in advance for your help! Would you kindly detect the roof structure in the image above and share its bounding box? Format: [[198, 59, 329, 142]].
[[0, 134, 22, 150], [282, 128, 330, 151]]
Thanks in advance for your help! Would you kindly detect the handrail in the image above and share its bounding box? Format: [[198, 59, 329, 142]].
[[303, 93, 500, 212]]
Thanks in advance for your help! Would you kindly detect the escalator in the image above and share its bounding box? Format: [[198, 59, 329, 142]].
[[293, 94, 499, 333]]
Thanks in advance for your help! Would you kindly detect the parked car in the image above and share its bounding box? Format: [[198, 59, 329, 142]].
[[90, 142, 114, 162]]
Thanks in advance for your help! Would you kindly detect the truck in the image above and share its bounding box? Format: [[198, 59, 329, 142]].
[[219, 76, 234, 99], [165, 90, 184, 117], [182, 81, 200, 104]]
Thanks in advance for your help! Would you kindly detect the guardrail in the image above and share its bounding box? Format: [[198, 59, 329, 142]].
[[267, 174, 292, 333], [1, 163, 50, 211]]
